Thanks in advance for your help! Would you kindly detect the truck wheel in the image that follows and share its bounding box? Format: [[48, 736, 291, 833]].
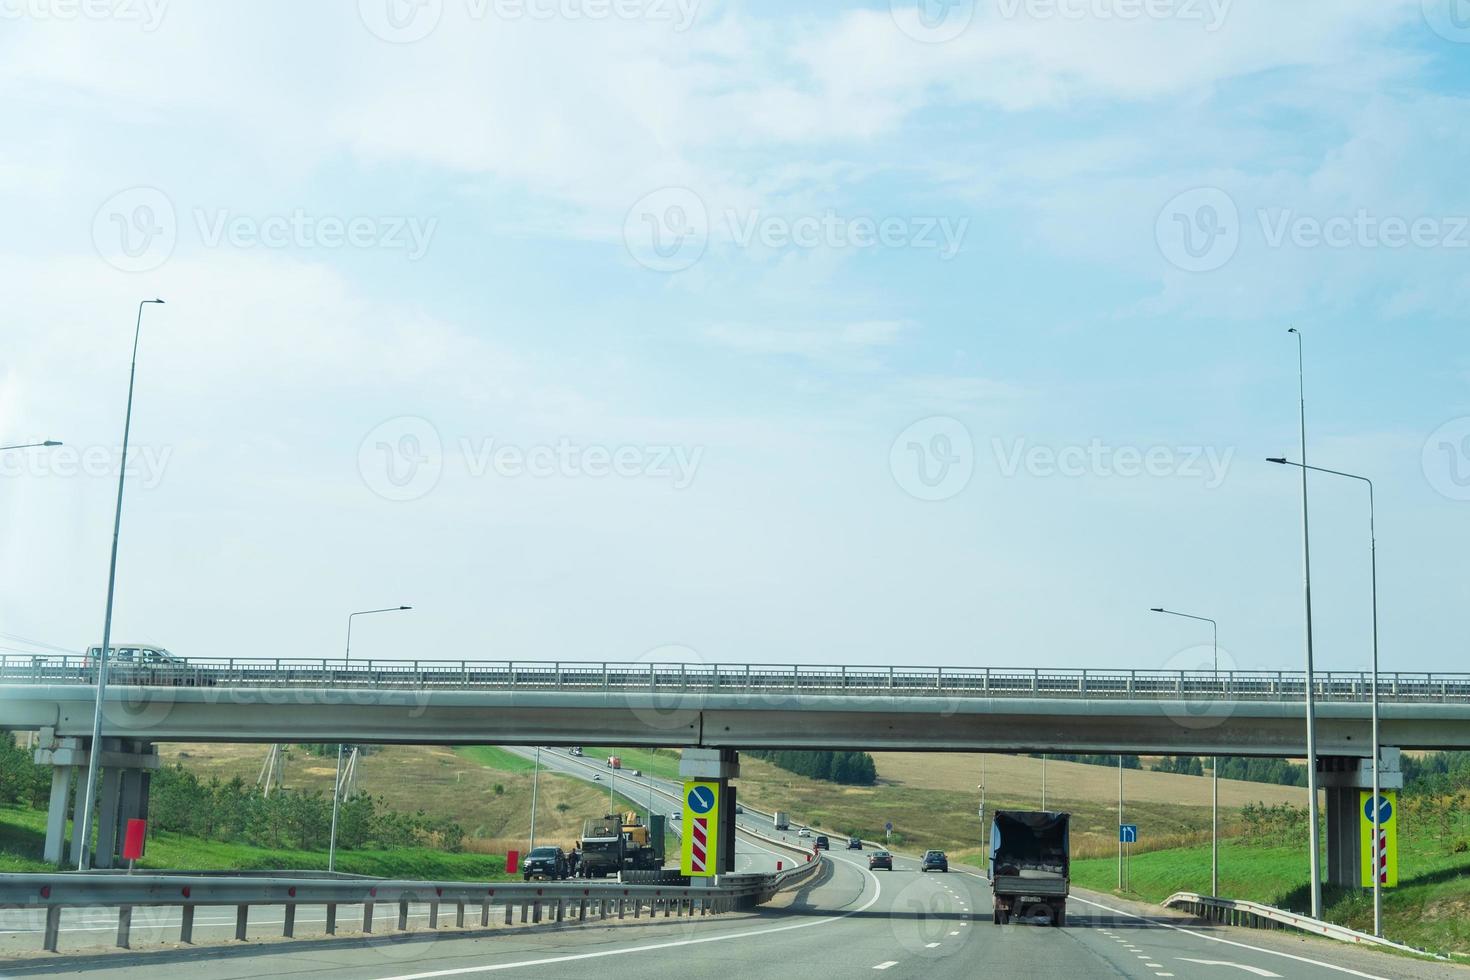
[[1051, 903, 1066, 927]]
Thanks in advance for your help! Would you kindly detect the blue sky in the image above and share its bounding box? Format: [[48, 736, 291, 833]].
[[1, 0, 1467, 674]]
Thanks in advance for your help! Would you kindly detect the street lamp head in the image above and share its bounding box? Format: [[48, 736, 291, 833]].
[[43, 440, 62, 447], [1149, 607, 1164, 613], [149, 298, 165, 305], [1287, 327, 1298, 334], [1266, 457, 1288, 465], [399, 605, 412, 610]]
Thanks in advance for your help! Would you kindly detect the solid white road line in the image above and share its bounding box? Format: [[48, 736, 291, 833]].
[[369, 856, 886, 980], [873, 962, 899, 970], [1177, 959, 1283, 977], [1067, 895, 1390, 980]]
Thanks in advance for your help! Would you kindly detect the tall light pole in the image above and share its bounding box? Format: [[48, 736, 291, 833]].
[[0, 440, 63, 452], [1287, 327, 1324, 920], [1151, 606, 1220, 896], [328, 604, 412, 871], [1270, 456, 1381, 935], [1040, 755, 1046, 810], [77, 299, 163, 871]]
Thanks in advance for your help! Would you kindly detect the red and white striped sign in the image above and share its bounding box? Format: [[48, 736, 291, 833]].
[[690, 817, 709, 873], [1375, 829, 1388, 884]]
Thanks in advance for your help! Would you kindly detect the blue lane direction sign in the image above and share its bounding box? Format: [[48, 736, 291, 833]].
[[885, 821, 893, 832], [687, 784, 716, 815], [1119, 824, 1139, 844], [1363, 795, 1393, 824]]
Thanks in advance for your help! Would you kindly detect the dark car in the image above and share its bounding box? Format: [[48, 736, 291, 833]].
[[813, 835, 830, 850], [846, 837, 863, 850], [868, 850, 893, 871], [921, 849, 949, 873], [522, 846, 567, 881]]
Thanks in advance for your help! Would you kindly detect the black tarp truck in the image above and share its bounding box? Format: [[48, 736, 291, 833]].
[[989, 810, 1070, 926]]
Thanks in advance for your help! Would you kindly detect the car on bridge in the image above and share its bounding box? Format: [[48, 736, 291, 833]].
[[868, 850, 893, 871], [522, 846, 568, 881], [921, 849, 949, 873]]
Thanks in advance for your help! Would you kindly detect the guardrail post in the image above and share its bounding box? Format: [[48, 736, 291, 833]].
[[43, 906, 60, 953], [430, 899, 440, 929], [399, 899, 410, 931], [363, 900, 374, 933], [1081, 669, 1087, 695], [631, 898, 638, 919], [181, 905, 194, 944], [555, 900, 564, 924], [283, 903, 295, 938], [117, 906, 132, 948], [504, 902, 513, 925], [1032, 668, 1039, 693], [235, 905, 249, 942], [456, 901, 465, 928], [520, 902, 528, 923], [532, 901, 541, 924], [326, 904, 337, 935]]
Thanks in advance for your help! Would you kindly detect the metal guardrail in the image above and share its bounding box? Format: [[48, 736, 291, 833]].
[[3, 656, 1469, 703], [1162, 891, 1444, 960], [1, 862, 821, 954]]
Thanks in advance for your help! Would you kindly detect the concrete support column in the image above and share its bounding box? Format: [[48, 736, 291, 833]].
[[678, 748, 740, 874], [43, 765, 73, 864], [1318, 750, 1402, 889], [93, 740, 123, 869]]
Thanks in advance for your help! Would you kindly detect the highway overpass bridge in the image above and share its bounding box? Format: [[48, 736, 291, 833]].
[[4, 655, 1468, 879]]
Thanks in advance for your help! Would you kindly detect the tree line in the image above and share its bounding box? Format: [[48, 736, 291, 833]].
[[747, 750, 877, 785]]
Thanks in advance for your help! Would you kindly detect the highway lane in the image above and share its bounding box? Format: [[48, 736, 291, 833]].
[[10, 837, 1456, 979]]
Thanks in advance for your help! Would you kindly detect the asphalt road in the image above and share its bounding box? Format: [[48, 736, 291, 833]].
[[3, 751, 1462, 978], [4, 838, 1460, 979]]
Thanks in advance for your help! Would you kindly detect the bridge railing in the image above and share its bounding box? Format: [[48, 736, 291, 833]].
[[3, 655, 1469, 703]]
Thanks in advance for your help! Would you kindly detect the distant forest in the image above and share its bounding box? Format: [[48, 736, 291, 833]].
[[748, 750, 877, 786]]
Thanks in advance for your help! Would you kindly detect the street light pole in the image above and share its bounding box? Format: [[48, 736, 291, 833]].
[[1268, 456, 1381, 935], [1150, 606, 1219, 896], [1041, 755, 1046, 810], [77, 299, 163, 871], [0, 440, 63, 452], [329, 604, 411, 871], [1118, 755, 1124, 890], [1286, 327, 1324, 920]]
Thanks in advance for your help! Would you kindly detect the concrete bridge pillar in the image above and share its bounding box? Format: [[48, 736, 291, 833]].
[[32, 730, 159, 867], [679, 748, 739, 874], [1319, 748, 1402, 889]]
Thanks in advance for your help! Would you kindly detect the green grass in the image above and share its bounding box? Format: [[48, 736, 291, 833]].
[[0, 804, 513, 880], [1072, 829, 1470, 956], [581, 748, 683, 782], [454, 745, 539, 774]]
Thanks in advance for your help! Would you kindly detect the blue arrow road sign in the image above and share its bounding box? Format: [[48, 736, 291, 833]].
[[687, 785, 715, 814], [885, 822, 893, 832], [1120, 824, 1138, 844], [1364, 795, 1393, 824]]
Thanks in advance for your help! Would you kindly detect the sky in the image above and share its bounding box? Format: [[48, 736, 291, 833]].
[[0, 0, 1467, 675]]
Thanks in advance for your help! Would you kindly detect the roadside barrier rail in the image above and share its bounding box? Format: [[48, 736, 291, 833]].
[[4, 656, 1468, 703], [2, 862, 820, 954], [1162, 891, 1444, 960]]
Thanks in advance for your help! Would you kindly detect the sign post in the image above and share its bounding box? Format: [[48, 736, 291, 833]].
[[1360, 791, 1397, 888], [885, 821, 893, 843], [1119, 825, 1138, 892], [680, 781, 720, 878]]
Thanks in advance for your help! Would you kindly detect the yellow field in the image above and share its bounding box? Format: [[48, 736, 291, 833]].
[[872, 753, 1306, 809]]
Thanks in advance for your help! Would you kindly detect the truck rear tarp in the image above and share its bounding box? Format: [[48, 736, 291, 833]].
[[990, 810, 1070, 877]]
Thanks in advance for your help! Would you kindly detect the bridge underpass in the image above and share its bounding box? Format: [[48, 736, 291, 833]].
[[3, 658, 1465, 881]]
